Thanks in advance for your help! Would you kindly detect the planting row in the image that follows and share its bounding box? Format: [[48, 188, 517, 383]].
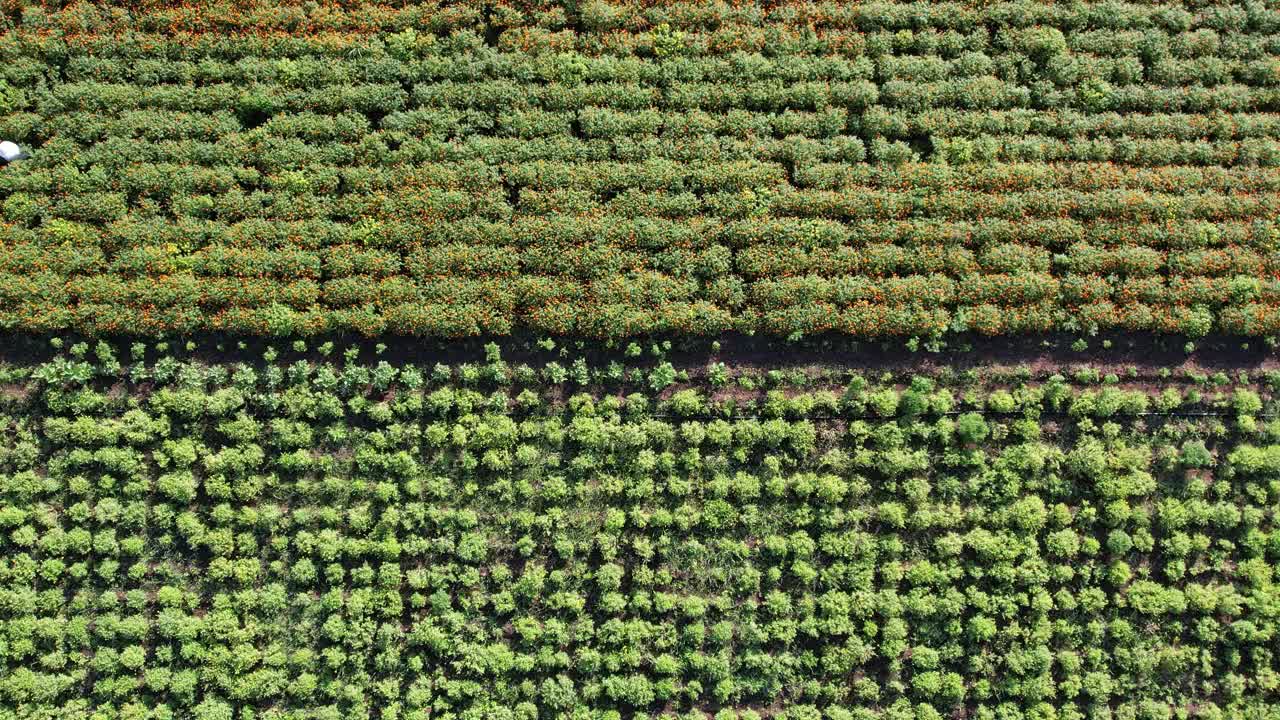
[[2, 276, 1280, 337], [8, 0, 1280, 56], [4, 241, 1278, 278]]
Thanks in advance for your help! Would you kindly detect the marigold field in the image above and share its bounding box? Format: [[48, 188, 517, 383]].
[[2, 0, 1280, 337], [3, 1, 1280, 719]]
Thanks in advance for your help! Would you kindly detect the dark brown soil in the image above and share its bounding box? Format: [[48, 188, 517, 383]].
[[0, 331, 1273, 378], [694, 332, 1273, 379]]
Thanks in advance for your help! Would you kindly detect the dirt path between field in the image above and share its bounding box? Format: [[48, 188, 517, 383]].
[[0, 331, 1273, 380]]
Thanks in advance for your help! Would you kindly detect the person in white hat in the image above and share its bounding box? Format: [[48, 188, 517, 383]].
[[0, 141, 29, 164]]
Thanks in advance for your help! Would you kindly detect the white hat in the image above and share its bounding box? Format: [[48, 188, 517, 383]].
[[0, 141, 27, 162]]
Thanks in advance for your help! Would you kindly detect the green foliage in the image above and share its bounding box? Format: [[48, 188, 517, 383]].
[[0, 342, 1274, 717], [955, 412, 989, 444]]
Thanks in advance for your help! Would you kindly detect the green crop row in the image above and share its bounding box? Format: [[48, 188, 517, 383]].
[[5, 240, 1277, 280], [11, 78, 1280, 117], [5, 214, 1275, 252]]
